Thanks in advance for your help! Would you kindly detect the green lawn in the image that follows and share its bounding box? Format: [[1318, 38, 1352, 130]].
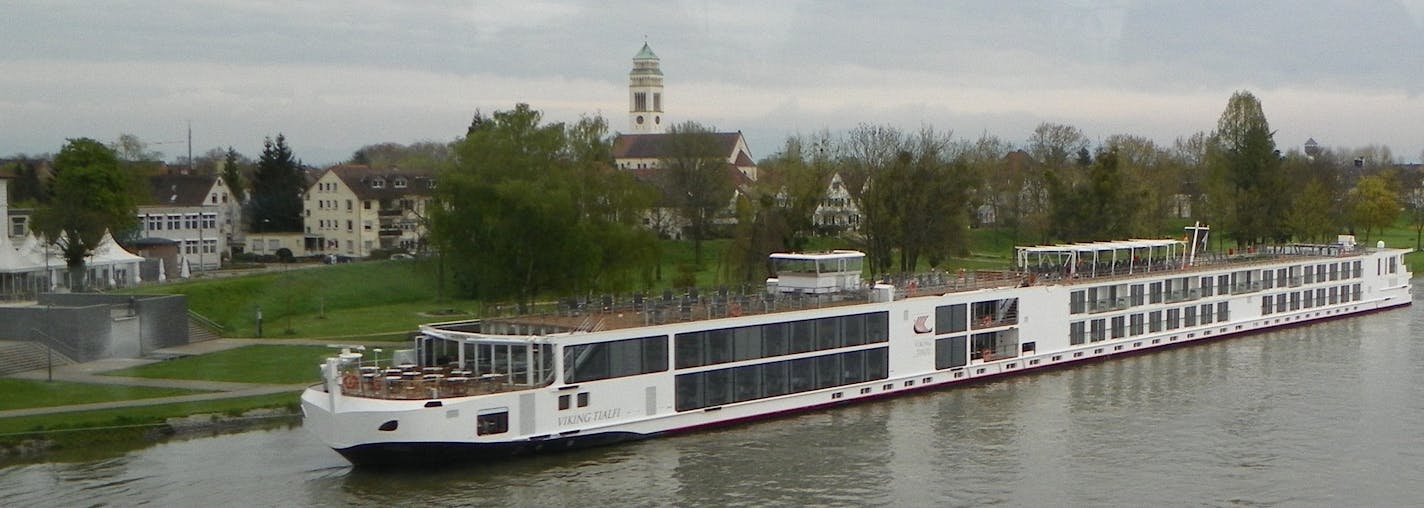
[[101, 345, 336, 385], [0, 379, 207, 411], [0, 392, 299, 440]]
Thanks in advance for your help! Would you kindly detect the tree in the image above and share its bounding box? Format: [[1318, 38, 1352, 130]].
[[29, 138, 138, 290], [1205, 90, 1287, 246], [246, 135, 304, 233], [846, 125, 974, 273], [349, 141, 451, 171], [221, 147, 248, 202], [1407, 181, 1424, 250], [1027, 122, 1090, 171], [726, 134, 831, 283], [430, 104, 656, 303], [1348, 173, 1401, 242], [109, 133, 164, 163], [3, 159, 48, 205], [657, 121, 736, 266]]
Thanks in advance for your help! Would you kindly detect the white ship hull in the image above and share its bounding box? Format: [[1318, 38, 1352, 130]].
[[303, 246, 1412, 465]]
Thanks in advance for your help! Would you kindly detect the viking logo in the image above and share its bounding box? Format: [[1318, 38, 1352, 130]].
[[913, 315, 932, 334]]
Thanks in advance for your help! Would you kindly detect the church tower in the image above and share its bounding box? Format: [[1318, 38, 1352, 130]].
[[628, 42, 664, 133]]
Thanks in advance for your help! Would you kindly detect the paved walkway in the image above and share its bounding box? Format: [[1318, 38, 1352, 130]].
[[0, 337, 399, 420]]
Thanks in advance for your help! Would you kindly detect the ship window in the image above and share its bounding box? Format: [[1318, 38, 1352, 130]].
[[734, 365, 761, 402], [1069, 322, 1086, 345], [1166, 309, 1180, 330], [791, 320, 816, 353], [816, 317, 842, 350], [1262, 295, 1273, 314], [1218, 302, 1229, 321], [1149, 282, 1164, 304], [565, 335, 667, 383], [733, 326, 762, 361], [789, 358, 815, 393], [704, 369, 733, 406], [935, 335, 967, 369], [843, 351, 867, 384], [477, 410, 509, 435], [1021, 341, 1035, 353], [1070, 291, 1086, 314], [815, 355, 841, 389], [936, 304, 968, 333], [707, 329, 732, 364], [577, 392, 589, 408], [378, 420, 398, 432], [866, 312, 889, 342], [672, 348, 890, 412], [762, 361, 789, 397], [1129, 314, 1144, 336], [558, 394, 570, 410]]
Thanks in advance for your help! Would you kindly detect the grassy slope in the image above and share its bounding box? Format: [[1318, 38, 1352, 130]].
[[100, 345, 334, 384], [0, 379, 206, 411]]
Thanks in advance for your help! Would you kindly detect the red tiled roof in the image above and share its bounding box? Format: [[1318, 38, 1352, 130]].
[[612, 132, 747, 159]]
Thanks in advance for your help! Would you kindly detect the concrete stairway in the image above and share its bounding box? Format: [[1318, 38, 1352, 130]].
[[0, 340, 75, 376], [188, 317, 222, 342]]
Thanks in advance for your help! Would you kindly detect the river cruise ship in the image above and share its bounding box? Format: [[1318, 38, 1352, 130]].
[[302, 233, 1412, 465]]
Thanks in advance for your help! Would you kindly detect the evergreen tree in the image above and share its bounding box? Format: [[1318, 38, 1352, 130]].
[[221, 147, 247, 202], [247, 135, 304, 232]]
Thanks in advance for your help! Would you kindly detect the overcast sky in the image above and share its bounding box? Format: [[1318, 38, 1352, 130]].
[[2, 1, 1422, 165]]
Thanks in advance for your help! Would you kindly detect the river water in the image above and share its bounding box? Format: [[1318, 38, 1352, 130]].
[[3, 286, 1422, 507]]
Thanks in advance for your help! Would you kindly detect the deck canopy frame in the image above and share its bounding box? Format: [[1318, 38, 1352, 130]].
[[1016, 239, 1186, 278]]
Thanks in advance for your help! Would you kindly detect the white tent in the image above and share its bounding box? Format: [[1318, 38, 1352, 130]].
[[158, 258, 166, 282]]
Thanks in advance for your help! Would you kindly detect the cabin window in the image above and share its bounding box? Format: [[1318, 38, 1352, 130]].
[[1090, 319, 1106, 342], [935, 335, 968, 369], [936, 304, 968, 333], [1184, 306, 1197, 327], [564, 335, 667, 383], [672, 348, 890, 412], [1149, 311, 1163, 332], [1200, 277, 1214, 297], [1070, 290, 1086, 314], [577, 392, 589, 407], [1218, 275, 1231, 295], [1129, 314, 1145, 336], [558, 394, 570, 410], [1304, 265, 1315, 284], [477, 410, 509, 435], [1166, 309, 1180, 330], [1069, 322, 1086, 345], [816, 317, 842, 350], [1149, 282, 1164, 304], [1353, 261, 1362, 278], [1129, 284, 1145, 306], [1201, 304, 1214, 324], [1110, 316, 1125, 338], [1261, 295, 1273, 315], [674, 313, 888, 369], [791, 320, 816, 354]]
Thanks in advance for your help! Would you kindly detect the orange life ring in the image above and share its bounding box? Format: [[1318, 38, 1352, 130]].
[[342, 373, 359, 391]]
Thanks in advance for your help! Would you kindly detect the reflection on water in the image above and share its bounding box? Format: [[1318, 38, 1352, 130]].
[[3, 289, 1423, 506]]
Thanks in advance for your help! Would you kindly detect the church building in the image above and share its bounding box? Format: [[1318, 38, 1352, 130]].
[[612, 43, 758, 182]]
